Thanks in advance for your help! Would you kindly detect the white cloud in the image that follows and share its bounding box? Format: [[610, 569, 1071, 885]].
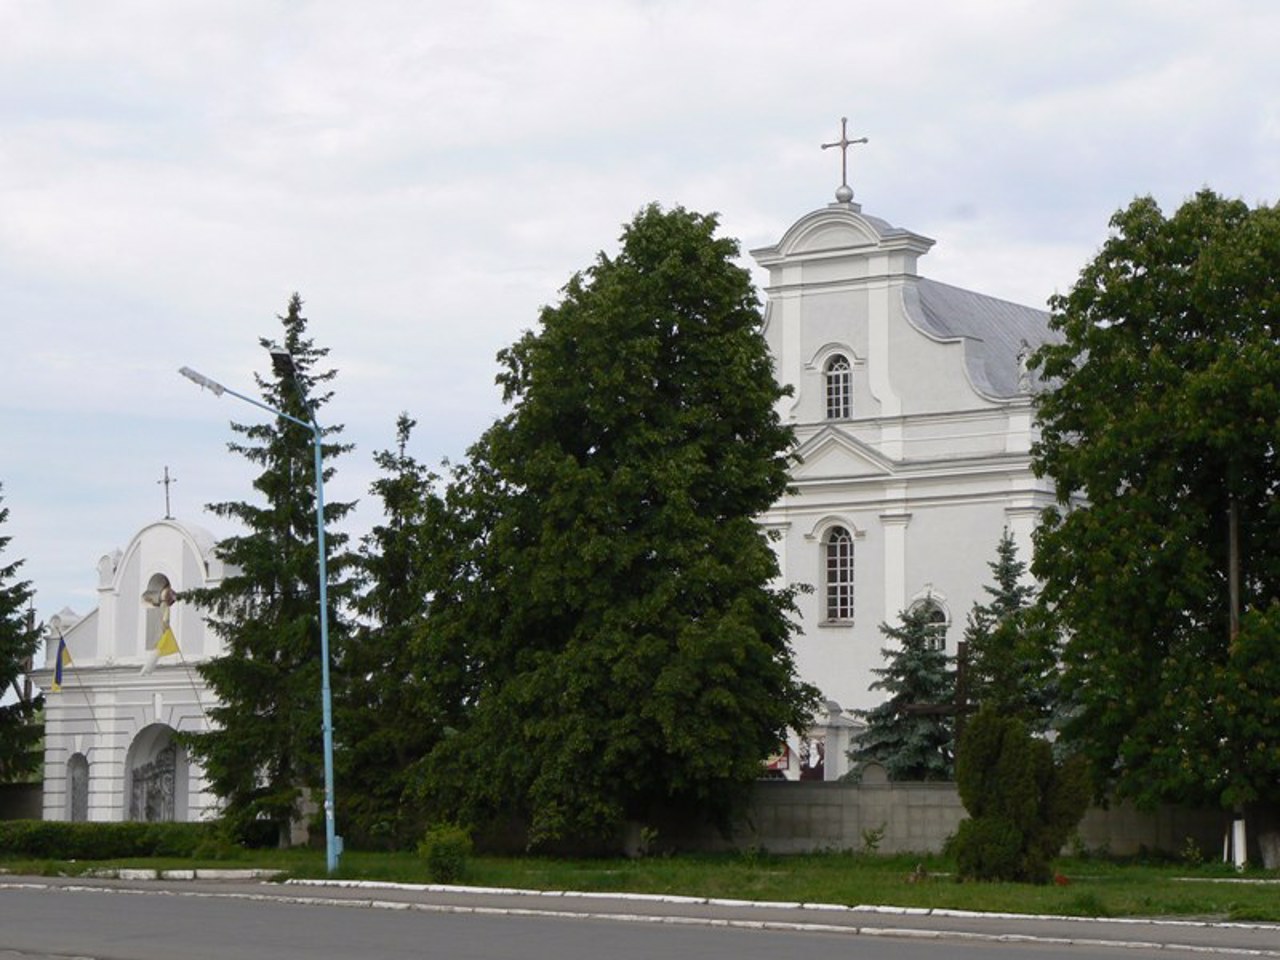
[[2, 0, 1277, 617]]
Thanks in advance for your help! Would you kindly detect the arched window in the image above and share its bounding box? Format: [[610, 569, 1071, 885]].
[[824, 526, 854, 621], [141, 573, 175, 651], [825, 354, 852, 420], [67, 753, 89, 822], [911, 597, 949, 650]]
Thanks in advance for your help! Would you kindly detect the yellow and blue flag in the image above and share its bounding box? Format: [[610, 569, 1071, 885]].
[[51, 637, 71, 692]]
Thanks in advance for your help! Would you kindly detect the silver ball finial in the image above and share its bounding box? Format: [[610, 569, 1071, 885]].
[[835, 184, 854, 203]]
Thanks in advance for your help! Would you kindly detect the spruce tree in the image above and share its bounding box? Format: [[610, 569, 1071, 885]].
[[186, 294, 356, 846], [339, 413, 449, 848], [848, 606, 955, 781], [963, 530, 1057, 732], [0, 486, 42, 783]]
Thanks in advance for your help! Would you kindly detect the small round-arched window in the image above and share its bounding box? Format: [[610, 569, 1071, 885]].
[[911, 598, 949, 650]]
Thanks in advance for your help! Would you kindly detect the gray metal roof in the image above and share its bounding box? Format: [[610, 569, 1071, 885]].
[[903, 277, 1057, 399]]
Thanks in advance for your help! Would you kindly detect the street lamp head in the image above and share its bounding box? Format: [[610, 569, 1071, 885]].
[[178, 366, 226, 397], [270, 350, 298, 380]]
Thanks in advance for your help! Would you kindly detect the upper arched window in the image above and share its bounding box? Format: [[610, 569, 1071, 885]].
[[910, 597, 950, 650], [824, 526, 854, 622], [825, 354, 852, 420], [141, 574, 177, 652]]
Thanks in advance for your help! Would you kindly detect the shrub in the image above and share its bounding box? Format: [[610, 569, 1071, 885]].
[[416, 823, 472, 883], [952, 815, 1023, 881], [0, 820, 214, 860], [952, 708, 1090, 883]]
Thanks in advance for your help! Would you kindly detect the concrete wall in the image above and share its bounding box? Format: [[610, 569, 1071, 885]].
[[663, 781, 1227, 858]]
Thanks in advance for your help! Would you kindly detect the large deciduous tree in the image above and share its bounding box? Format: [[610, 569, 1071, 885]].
[[418, 204, 818, 845], [1030, 191, 1280, 859], [0, 486, 42, 783], [186, 294, 357, 846], [847, 606, 955, 781]]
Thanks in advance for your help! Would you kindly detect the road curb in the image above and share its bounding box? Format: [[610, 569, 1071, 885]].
[[287, 877, 1280, 932], [86, 867, 284, 881]]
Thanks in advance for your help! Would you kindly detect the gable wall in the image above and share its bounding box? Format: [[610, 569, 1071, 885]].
[[756, 201, 1056, 777]]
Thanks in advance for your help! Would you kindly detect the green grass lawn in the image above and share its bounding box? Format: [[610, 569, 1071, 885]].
[[4, 849, 1278, 923]]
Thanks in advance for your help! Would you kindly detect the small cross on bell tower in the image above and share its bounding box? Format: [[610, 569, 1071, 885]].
[[157, 466, 177, 520]]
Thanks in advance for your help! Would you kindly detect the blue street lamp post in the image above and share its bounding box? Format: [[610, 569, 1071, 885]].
[[179, 362, 342, 874]]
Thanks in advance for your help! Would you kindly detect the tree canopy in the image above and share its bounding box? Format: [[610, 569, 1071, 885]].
[[0, 486, 42, 783], [1030, 190, 1280, 816], [416, 204, 818, 844], [186, 294, 357, 845]]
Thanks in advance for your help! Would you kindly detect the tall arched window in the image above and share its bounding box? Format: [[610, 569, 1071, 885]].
[[824, 526, 854, 621], [67, 753, 90, 822], [825, 354, 852, 420]]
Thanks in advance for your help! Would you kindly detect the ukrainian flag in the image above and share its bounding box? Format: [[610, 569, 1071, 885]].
[[51, 637, 71, 692]]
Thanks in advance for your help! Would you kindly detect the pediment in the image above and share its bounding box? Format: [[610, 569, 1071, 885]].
[[783, 217, 880, 255], [109, 519, 224, 597], [792, 427, 895, 479], [753, 208, 881, 266], [752, 204, 935, 272]]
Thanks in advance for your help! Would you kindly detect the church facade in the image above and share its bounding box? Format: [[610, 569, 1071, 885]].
[[32, 520, 224, 822], [31, 179, 1059, 814], [753, 193, 1057, 780]]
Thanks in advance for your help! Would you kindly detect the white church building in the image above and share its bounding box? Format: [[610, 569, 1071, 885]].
[[755, 186, 1057, 780], [33, 520, 224, 822], [33, 165, 1058, 816]]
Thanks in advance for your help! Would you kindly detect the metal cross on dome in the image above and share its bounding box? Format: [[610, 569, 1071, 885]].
[[821, 116, 868, 203]]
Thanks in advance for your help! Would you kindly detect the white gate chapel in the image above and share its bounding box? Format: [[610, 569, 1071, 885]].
[[34, 519, 225, 823]]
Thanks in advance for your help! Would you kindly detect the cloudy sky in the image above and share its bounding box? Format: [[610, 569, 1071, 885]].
[[2, 0, 1277, 624]]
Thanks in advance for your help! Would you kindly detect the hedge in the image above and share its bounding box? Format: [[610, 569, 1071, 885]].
[[0, 820, 215, 860]]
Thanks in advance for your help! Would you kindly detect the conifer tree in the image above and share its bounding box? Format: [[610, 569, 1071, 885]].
[[0, 486, 42, 783], [952, 707, 1090, 883], [339, 413, 449, 848], [186, 295, 356, 846], [963, 530, 1057, 732], [848, 606, 955, 781]]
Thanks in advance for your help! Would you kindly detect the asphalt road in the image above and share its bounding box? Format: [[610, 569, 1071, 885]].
[[2, 876, 1278, 960]]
